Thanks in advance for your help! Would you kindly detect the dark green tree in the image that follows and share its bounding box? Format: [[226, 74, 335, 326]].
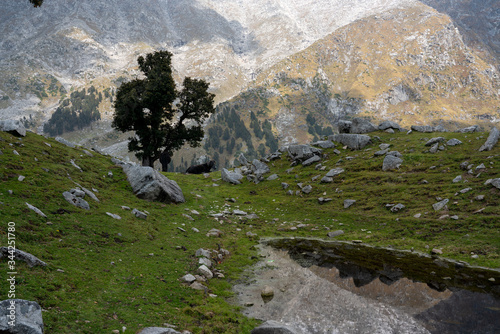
[[29, 0, 43, 7], [112, 50, 215, 167]]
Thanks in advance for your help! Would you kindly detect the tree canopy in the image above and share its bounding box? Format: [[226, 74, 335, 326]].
[[29, 0, 43, 7], [112, 50, 215, 168]]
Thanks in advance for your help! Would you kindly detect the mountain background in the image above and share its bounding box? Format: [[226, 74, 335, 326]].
[[0, 0, 499, 170]]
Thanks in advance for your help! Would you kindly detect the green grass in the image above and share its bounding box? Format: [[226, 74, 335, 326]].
[[0, 129, 499, 333]]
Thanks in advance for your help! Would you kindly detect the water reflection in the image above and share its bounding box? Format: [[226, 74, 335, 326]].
[[234, 238, 500, 334]]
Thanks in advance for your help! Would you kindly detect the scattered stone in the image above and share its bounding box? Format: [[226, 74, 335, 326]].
[[326, 168, 345, 178], [327, 230, 344, 238], [379, 144, 391, 150], [301, 185, 313, 194], [390, 203, 405, 213], [387, 151, 402, 158], [252, 159, 271, 175], [233, 209, 248, 215], [312, 140, 335, 149], [13, 150, 19, 156], [267, 174, 279, 181], [18, 175, 25, 182], [425, 137, 445, 146], [182, 214, 194, 221], [26, 202, 47, 218], [0, 299, 43, 334], [63, 191, 90, 210], [350, 117, 377, 134], [374, 149, 389, 156], [199, 257, 212, 268], [433, 199, 449, 211], [452, 175, 462, 183], [429, 143, 439, 153], [197, 265, 213, 279], [447, 138, 462, 146], [378, 121, 400, 131], [320, 176, 333, 183], [281, 182, 289, 190], [0, 247, 47, 267], [382, 155, 403, 171], [414, 213, 422, 218], [456, 125, 479, 133], [246, 231, 258, 238], [192, 228, 200, 233], [490, 178, 500, 189], [221, 168, 243, 185], [132, 209, 148, 219], [302, 155, 321, 166], [121, 165, 185, 204], [195, 249, 211, 258], [411, 125, 434, 133], [0, 120, 27, 137], [459, 188, 472, 194], [318, 197, 332, 204], [287, 144, 322, 162], [261, 286, 274, 298], [475, 195, 485, 201], [344, 199, 356, 209], [479, 127, 499, 151], [206, 229, 222, 237], [431, 249, 443, 255], [181, 274, 196, 284], [251, 320, 298, 334], [106, 212, 121, 220], [328, 134, 372, 150]]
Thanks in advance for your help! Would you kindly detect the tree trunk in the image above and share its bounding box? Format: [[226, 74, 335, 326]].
[[141, 156, 155, 168]]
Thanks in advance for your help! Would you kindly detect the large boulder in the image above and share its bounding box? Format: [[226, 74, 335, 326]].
[[287, 145, 322, 162], [382, 155, 403, 171], [338, 120, 352, 133], [0, 248, 47, 267], [124, 165, 185, 203], [221, 168, 243, 185], [251, 320, 299, 334], [456, 125, 479, 133], [0, 120, 26, 137], [479, 127, 499, 152], [0, 299, 43, 334], [252, 159, 271, 175], [350, 117, 377, 134], [410, 125, 435, 133], [378, 121, 400, 131], [328, 134, 372, 150]]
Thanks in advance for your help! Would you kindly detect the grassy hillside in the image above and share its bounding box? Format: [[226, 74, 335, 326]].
[[0, 128, 499, 333]]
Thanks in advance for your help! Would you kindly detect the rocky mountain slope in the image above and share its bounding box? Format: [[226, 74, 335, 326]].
[[0, 0, 417, 121], [203, 2, 500, 167]]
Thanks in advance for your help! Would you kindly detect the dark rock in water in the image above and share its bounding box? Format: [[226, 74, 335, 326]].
[[0, 247, 47, 267], [251, 320, 299, 334], [0, 120, 26, 137], [0, 299, 44, 334], [122, 165, 185, 204], [479, 127, 499, 152], [328, 134, 372, 150]]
